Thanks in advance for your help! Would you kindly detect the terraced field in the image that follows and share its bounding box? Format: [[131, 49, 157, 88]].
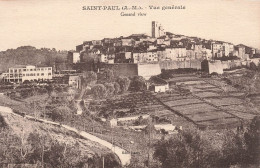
[[90, 74, 259, 130], [90, 92, 192, 128], [158, 74, 259, 129]]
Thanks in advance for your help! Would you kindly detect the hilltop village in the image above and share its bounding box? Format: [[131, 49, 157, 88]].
[[68, 21, 260, 78], [0, 21, 260, 168]]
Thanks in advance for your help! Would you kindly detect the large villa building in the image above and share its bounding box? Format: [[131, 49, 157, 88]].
[[2, 65, 52, 83]]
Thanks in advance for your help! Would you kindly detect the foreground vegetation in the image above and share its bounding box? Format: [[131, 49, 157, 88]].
[[153, 116, 260, 168], [0, 46, 68, 72], [0, 114, 120, 168]]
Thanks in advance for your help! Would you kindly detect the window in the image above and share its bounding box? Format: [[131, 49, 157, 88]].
[[48, 68, 51, 70], [48, 73, 52, 75], [10, 70, 13, 73], [37, 73, 39, 76], [30, 69, 33, 71], [41, 73, 44, 76]]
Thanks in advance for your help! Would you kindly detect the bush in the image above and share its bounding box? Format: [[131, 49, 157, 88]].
[[211, 72, 218, 76], [116, 76, 130, 93], [91, 84, 107, 99], [82, 71, 97, 86], [153, 128, 258, 168], [0, 114, 7, 128], [244, 116, 260, 165], [130, 76, 146, 92], [103, 153, 121, 168], [104, 83, 115, 96], [113, 82, 121, 94], [50, 106, 72, 122]]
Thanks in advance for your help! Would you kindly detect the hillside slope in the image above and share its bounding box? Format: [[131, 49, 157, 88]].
[[0, 46, 68, 72], [0, 106, 120, 167]]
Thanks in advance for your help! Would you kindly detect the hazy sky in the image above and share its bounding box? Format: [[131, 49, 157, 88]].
[[0, 0, 260, 51]]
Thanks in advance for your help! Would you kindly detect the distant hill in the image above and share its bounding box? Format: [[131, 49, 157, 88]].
[[0, 46, 68, 72]]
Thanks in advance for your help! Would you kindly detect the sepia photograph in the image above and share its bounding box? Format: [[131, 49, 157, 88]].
[[0, 0, 259, 167]]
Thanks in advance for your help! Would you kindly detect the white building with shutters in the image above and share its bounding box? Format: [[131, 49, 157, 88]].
[[3, 65, 52, 83]]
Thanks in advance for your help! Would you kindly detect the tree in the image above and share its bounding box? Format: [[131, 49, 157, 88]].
[[104, 69, 115, 82], [113, 82, 121, 94], [66, 87, 77, 101], [82, 71, 97, 86], [46, 84, 54, 96], [0, 46, 67, 73], [244, 116, 260, 165], [153, 129, 219, 168], [0, 114, 7, 128], [131, 76, 146, 91], [103, 153, 121, 168], [91, 84, 107, 99], [250, 62, 258, 71], [116, 76, 130, 93], [26, 131, 51, 165], [104, 83, 115, 96], [220, 130, 246, 167], [51, 106, 72, 122], [0, 128, 103, 167], [0, 128, 23, 164]]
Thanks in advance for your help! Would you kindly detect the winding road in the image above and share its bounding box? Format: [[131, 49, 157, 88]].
[[0, 105, 131, 166]]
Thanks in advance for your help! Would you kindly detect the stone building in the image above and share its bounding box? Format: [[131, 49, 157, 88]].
[[152, 21, 166, 38]]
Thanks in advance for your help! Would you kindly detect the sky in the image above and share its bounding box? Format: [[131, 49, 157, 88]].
[[0, 0, 260, 51]]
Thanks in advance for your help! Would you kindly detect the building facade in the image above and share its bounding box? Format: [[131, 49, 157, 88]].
[[68, 75, 81, 89], [3, 65, 52, 83], [132, 51, 158, 63], [68, 51, 80, 64]]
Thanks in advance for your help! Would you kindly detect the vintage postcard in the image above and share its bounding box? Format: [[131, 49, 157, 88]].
[[0, 0, 259, 167]]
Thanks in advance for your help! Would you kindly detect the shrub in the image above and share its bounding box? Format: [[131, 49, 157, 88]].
[[113, 82, 121, 94], [0, 114, 7, 128], [244, 116, 260, 165], [104, 83, 115, 96], [130, 76, 146, 91], [116, 76, 130, 93], [91, 84, 107, 99], [211, 72, 218, 76]]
